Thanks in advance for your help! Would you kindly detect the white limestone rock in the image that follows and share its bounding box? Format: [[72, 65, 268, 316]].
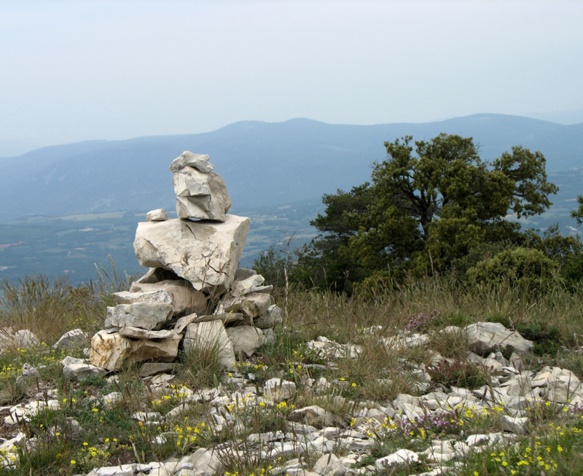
[[306, 336, 362, 359], [220, 291, 272, 319], [113, 289, 173, 306], [104, 303, 174, 330], [118, 327, 180, 340], [288, 405, 339, 429], [170, 152, 231, 222], [89, 331, 133, 371], [89, 329, 181, 371], [146, 208, 168, 221], [264, 378, 297, 402], [501, 415, 529, 435], [463, 322, 533, 355], [178, 447, 224, 476], [312, 453, 348, 475], [0, 328, 39, 354], [184, 321, 236, 370], [61, 356, 107, 381], [53, 328, 88, 351], [375, 449, 419, 470], [230, 271, 273, 297], [169, 151, 214, 173], [531, 366, 583, 403], [254, 304, 283, 329], [133, 215, 249, 291], [129, 279, 208, 316], [226, 325, 266, 357]]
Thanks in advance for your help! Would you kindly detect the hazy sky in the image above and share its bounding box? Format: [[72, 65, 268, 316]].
[[1, 0, 583, 153]]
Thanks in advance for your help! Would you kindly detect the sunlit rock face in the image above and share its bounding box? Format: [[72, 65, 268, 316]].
[[170, 152, 231, 222]]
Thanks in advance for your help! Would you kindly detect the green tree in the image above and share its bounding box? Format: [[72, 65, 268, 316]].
[[571, 195, 583, 226], [304, 133, 558, 288]]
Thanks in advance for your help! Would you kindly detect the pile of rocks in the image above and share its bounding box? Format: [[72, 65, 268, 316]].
[[89, 152, 281, 373]]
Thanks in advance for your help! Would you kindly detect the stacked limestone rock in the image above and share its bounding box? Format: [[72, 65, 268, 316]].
[[89, 152, 281, 372]]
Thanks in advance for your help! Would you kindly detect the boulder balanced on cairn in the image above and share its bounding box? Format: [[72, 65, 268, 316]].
[[89, 152, 281, 372]]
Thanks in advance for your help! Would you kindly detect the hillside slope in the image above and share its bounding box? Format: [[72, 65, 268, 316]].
[[0, 114, 580, 222]]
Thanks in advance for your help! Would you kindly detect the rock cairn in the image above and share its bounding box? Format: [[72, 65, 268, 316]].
[[89, 152, 281, 373]]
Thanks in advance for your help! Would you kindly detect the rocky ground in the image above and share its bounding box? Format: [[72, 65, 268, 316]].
[[2, 319, 583, 475]]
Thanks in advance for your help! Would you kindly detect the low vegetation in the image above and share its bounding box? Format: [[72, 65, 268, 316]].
[[2, 273, 583, 474]]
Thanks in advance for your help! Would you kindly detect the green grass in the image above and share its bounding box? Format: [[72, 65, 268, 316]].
[[3, 275, 583, 474]]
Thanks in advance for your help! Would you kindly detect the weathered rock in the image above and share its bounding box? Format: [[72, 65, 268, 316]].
[[125, 334, 182, 367], [306, 336, 362, 359], [501, 415, 529, 435], [226, 325, 266, 357], [220, 292, 272, 319], [174, 313, 199, 334], [177, 447, 224, 475], [139, 362, 180, 377], [118, 327, 179, 340], [288, 405, 339, 429], [531, 366, 583, 403], [169, 151, 214, 174], [113, 289, 173, 306], [230, 271, 273, 297], [133, 267, 180, 284], [104, 303, 174, 330], [312, 453, 348, 475], [375, 449, 419, 470], [53, 328, 88, 350], [128, 280, 208, 316], [62, 356, 107, 381], [264, 378, 297, 402], [184, 321, 236, 369], [89, 331, 133, 371], [170, 152, 231, 221], [146, 208, 168, 221], [254, 304, 283, 329], [133, 216, 249, 291], [463, 322, 533, 355], [0, 327, 40, 353]]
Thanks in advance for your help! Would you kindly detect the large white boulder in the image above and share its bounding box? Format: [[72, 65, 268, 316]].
[[133, 216, 250, 291]]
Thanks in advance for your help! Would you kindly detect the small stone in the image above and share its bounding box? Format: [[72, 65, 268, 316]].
[[146, 208, 168, 221], [501, 415, 529, 435], [375, 449, 419, 470], [53, 328, 88, 350], [62, 356, 107, 380], [264, 378, 297, 401]]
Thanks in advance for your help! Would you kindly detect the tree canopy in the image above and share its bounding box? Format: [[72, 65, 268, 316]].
[[291, 133, 561, 291]]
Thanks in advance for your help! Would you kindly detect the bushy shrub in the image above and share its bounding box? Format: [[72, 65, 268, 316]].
[[466, 247, 562, 294]]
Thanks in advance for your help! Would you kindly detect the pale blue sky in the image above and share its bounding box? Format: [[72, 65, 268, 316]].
[[1, 0, 582, 155]]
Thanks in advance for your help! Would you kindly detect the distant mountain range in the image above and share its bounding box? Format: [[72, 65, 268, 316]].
[[0, 113, 582, 223]]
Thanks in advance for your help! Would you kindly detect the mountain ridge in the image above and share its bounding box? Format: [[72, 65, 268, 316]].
[[0, 114, 582, 223]]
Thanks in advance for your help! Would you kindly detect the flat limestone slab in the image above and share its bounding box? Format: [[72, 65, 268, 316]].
[[133, 215, 250, 291]]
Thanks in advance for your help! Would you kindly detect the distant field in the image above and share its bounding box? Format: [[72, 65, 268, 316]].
[[1, 167, 581, 285], [0, 199, 321, 285]]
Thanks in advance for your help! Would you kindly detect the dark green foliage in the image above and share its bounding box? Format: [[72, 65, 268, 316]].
[[427, 360, 490, 389], [467, 247, 562, 294], [514, 320, 563, 356], [290, 133, 561, 291], [571, 195, 583, 226]]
